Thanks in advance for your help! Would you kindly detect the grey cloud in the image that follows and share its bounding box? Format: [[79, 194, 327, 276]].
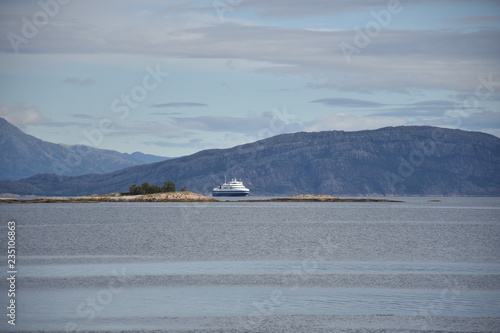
[[69, 113, 94, 119], [414, 110, 500, 131], [222, 0, 499, 18], [143, 138, 206, 148], [172, 115, 270, 133], [364, 30, 500, 60], [448, 16, 500, 25], [172, 113, 302, 135], [63, 77, 96, 86], [451, 91, 500, 102], [455, 111, 500, 130], [308, 99, 470, 118], [0, 104, 49, 128], [150, 103, 208, 108], [1, 1, 499, 94], [150, 112, 184, 116], [104, 122, 191, 139], [37, 121, 90, 128], [411, 100, 456, 107], [260, 88, 299, 92], [311, 98, 383, 108], [371, 100, 485, 118]]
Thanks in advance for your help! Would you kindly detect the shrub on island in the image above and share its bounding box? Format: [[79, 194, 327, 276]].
[[128, 181, 178, 195]]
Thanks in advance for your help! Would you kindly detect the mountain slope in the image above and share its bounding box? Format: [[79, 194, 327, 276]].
[[1, 126, 499, 196], [0, 118, 168, 180]]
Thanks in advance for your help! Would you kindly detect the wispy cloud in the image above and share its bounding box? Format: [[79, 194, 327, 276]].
[[448, 110, 500, 129], [63, 77, 96, 86], [311, 98, 384, 108], [372, 100, 485, 118], [448, 15, 500, 25], [172, 112, 302, 135], [229, 0, 500, 19], [0, 104, 49, 128], [150, 112, 184, 116], [0, 0, 499, 154], [1, 2, 498, 94], [104, 122, 190, 139], [69, 113, 94, 119], [172, 115, 270, 133], [415, 110, 500, 131], [309, 99, 486, 119], [37, 121, 90, 128], [150, 103, 208, 108], [305, 113, 406, 132], [143, 138, 206, 148]]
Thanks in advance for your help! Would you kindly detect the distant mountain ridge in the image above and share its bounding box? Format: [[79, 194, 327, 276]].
[[1, 125, 499, 196], [0, 118, 168, 180]]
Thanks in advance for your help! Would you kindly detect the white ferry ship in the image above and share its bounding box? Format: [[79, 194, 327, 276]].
[[212, 178, 250, 197]]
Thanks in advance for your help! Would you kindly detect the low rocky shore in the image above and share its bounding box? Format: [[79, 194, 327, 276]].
[[0, 192, 401, 203], [0, 191, 218, 203], [240, 194, 401, 203]]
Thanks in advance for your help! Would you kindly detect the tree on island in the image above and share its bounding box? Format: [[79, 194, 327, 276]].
[[128, 184, 143, 195], [161, 181, 176, 193], [128, 181, 177, 195], [145, 182, 161, 194]]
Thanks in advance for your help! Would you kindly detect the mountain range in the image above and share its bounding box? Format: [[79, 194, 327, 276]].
[[1, 123, 499, 196], [0, 118, 168, 181]]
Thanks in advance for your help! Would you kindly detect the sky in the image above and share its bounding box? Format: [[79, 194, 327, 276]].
[[0, 0, 499, 157]]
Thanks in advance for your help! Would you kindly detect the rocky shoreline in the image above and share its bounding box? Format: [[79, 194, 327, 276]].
[[0, 191, 218, 203], [239, 194, 401, 203], [0, 192, 401, 203]]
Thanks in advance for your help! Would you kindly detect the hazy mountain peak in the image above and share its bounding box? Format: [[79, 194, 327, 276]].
[[0, 118, 168, 180]]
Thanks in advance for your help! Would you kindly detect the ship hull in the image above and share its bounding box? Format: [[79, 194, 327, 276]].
[[212, 191, 249, 197]]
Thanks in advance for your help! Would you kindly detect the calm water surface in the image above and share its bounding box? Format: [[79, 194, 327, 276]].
[[1, 197, 499, 332]]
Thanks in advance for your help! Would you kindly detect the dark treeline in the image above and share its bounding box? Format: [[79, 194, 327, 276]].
[[128, 181, 181, 195]]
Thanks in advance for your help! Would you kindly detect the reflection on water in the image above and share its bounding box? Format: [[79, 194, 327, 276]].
[[20, 260, 500, 278]]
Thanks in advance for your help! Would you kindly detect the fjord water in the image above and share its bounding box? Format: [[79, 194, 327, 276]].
[[1, 197, 499, 332]]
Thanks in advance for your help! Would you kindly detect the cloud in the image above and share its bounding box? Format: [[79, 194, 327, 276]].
[[172, 115, 270, 133], [448, 16, 500, 25], [233, 0, 500, 18], [308, 99, 476, 120], [311, 98, 383, 108], [195, 26, 500, 93], [63, 77, 96, 86], [37, 121, 90, 128], [150, 102, 208, 108], [143, 138, 207, 148], [69, 113, 94, 119], [231, 0, 390, 18], [0, 0, 499, 95], [171, 111, 302, 135], [0, 104, 49, 128], [305, 113, 406, 132], [150, 112, 184, 116], [449, 110, 500, 130], [104, 122, 190, 139], [372, 100, 486, 118], [411, 100, 456, 107], [405, 110, 500, 134]]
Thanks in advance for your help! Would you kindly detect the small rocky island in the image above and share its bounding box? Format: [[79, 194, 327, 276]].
[[0, 191, 218, 203], [1, 192, 401, 203], [240, 194, 401, 202]]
